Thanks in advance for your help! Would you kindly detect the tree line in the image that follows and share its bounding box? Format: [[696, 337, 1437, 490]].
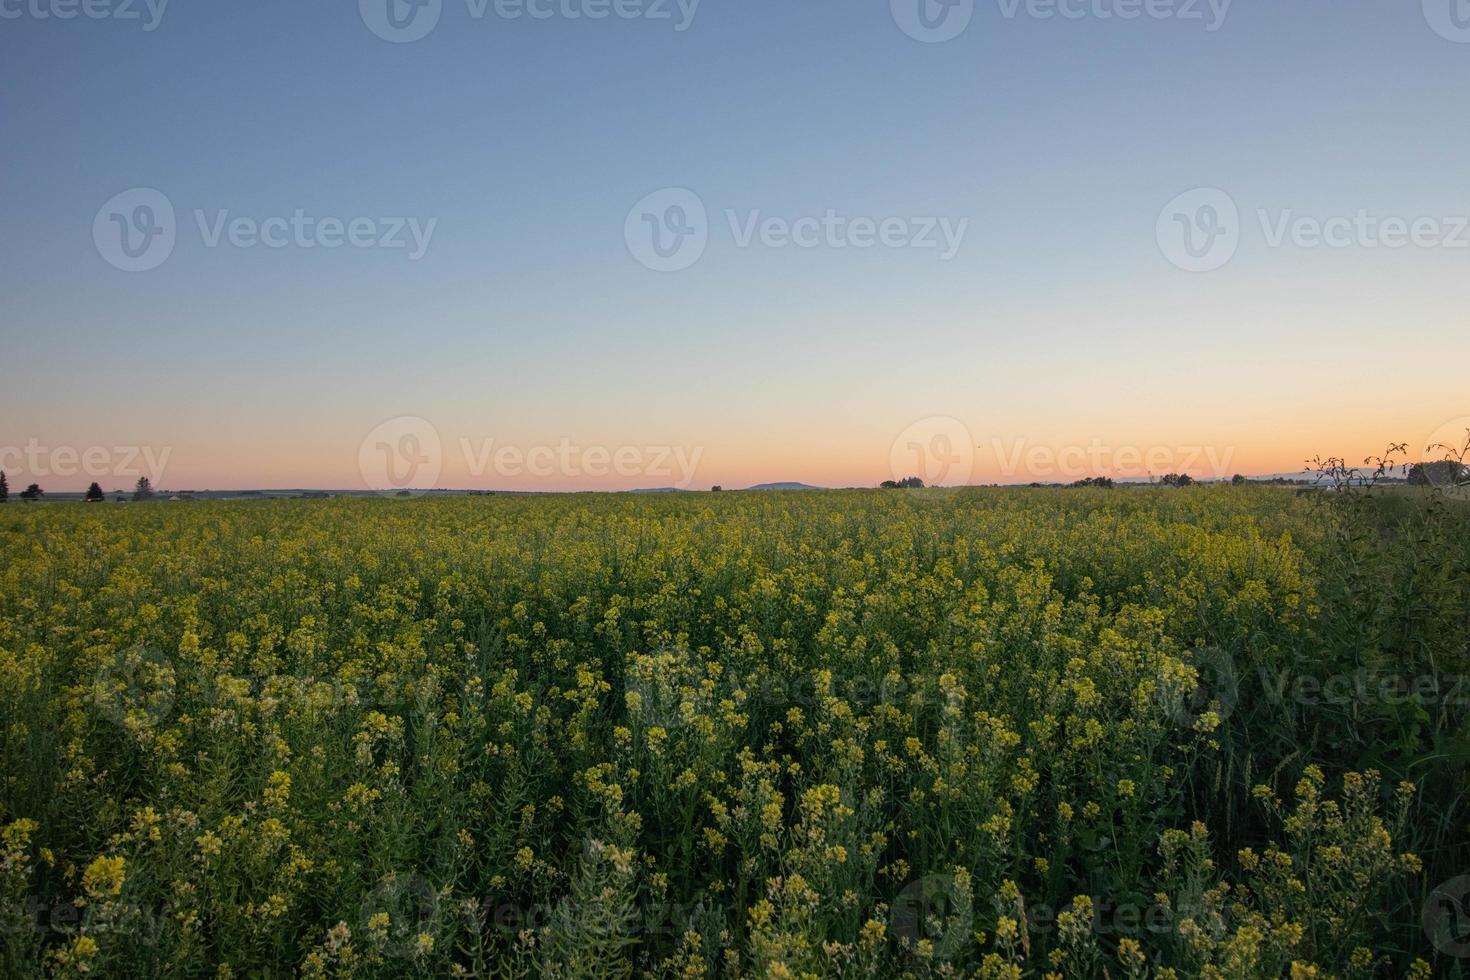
[[0, 474, 157, 503]]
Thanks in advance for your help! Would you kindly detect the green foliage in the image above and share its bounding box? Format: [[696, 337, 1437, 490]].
[[0, 486, 1464, 977]]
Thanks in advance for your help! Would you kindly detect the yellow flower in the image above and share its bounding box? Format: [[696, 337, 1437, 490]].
[[264, 771, 292, 809], [82, 854, 126, 898], [2, 818, 39, 851]]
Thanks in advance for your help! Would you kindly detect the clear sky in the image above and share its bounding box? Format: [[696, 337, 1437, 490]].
[[3, 0, 1468, 491]]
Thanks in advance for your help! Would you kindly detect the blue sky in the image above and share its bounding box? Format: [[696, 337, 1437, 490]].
[[3, 0, 1468, 489]]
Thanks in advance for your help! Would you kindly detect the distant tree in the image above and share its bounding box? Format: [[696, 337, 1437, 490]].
[[84, 483, 105, 502], [1232, 474, 1247, 485], [0, 470, 7, 503], [881, 477, 927, 489], [1408, 460, 1470, 487], [1071, 476, 1115, 489], [20, 483, 42, 502], [133, 477, 156, 502], [1159, 473, 1195, 488], [880, 480, 900, 489], [711, 485, 723, 493]]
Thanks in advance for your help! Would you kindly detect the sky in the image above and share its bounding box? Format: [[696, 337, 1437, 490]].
[[2, 0, 1468, 492]]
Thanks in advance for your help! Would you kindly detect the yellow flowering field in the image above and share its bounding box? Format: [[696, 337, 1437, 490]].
[[1, 488, 1466, 977]]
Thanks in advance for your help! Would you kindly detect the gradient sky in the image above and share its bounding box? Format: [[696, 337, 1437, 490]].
[[3, 0, 1468, 491]]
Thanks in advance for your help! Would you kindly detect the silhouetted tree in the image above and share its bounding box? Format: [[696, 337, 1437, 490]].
[[711, 485, 723, 493], [1408, 460, 1469, 487], [85, 483, 105, 502], [1159, 473, 1195, 488], [20, 483, 42, 502], [0, 470, 7, 503], [1232, 474, 1247, 485], [133, 477, 156, 502]]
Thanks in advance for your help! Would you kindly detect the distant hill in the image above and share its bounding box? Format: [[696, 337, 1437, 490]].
[[745, 482, 824, 491]]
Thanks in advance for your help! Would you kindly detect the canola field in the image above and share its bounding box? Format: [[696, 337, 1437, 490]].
[[1, 488, 1467, 978]]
